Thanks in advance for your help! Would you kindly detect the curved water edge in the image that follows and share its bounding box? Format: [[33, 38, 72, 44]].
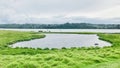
[[11, 34, 111, 49]]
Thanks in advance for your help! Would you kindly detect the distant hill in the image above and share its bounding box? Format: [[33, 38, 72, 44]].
[[0, 23, 120, 29]]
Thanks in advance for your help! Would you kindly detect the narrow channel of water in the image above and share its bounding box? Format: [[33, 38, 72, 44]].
[[11, 34, 111, 49], [1, 29, 120, 33]]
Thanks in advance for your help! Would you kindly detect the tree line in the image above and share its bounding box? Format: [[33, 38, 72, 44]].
[[0, 23, 120, 29]]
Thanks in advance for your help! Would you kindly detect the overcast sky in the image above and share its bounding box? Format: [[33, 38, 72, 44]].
[[0, 0, 120, 24]]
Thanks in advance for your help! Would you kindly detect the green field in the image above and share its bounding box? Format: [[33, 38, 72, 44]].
[[0, 31, 120, 68]]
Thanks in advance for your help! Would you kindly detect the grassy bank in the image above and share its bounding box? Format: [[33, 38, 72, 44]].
[[0, 31, 120, 68], [0, 30, 45, 49], [39, 32, 102, 34]]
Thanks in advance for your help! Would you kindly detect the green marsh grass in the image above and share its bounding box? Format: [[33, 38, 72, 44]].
[[0, 30, 45, 49], [0, 31, 120, 68]]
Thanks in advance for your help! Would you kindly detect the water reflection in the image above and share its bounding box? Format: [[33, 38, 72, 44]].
[[12, 34, 111, 49]]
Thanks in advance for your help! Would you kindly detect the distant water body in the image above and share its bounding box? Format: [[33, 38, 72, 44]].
[[0, 28, 120, 33]]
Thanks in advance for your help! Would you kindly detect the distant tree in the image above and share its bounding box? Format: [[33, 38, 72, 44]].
[[0, 23, 120, 29]]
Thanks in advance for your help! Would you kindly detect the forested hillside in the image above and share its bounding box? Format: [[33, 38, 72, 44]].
[[0, 23, 120, 29]]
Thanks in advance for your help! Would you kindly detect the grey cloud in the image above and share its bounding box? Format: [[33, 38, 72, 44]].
[[0, 0, 120, 24], [1, 0, 119, 14]]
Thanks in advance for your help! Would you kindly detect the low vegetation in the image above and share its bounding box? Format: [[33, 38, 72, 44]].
[[0, 30, 45, 49], [40, 31, 96, 34], [0, 30, 120, 68]]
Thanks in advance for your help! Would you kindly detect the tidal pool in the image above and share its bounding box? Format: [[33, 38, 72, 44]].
[[11, 34, 111, 49]]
